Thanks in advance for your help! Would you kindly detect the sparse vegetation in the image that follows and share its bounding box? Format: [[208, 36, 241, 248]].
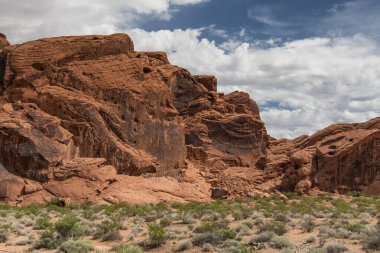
[[0, 194, 378, 252]]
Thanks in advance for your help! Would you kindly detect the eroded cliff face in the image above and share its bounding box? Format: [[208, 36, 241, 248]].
[[0, 33, 269, 204], [268, 118, 380, 195], [0, 33, 379, 205]]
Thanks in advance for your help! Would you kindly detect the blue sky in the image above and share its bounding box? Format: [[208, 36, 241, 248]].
[[139, 0, 380, 43], [142, 0, 344, 41], [1, 0, 380, 138]]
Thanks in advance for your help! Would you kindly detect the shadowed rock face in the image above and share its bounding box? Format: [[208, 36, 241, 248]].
[[0, 32, 379, 205]]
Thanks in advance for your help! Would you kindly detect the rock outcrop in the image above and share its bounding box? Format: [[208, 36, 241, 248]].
[[0, 32, 379, 205], [268, 118, 380, 195]]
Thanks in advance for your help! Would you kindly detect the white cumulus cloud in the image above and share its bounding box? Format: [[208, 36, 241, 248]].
[[129, 28, 380, 138], [0, 0, 207, 43]]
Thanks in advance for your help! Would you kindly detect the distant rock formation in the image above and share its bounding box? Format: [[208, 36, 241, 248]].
[[0, 33, 379, 205], [268, 118, 380, 195]]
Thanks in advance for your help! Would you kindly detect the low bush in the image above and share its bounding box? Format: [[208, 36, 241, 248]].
[[274, 213, 291, 223], [34, 215, 83, 249], [182, 214, 196, 224], [220, 240, 254, 253], [202, 243, 214, 252], [93, 216, 123, 241], [57, 240, 94, 253], [111, 244, 143, 253], [235, 223, 251, 236], [194, 221, 236, 241], [0, 229, 8, 243], [271, 236, 294, 249], [258, 221, 288, 235], [54, 215, 83, 239], [34, 216, 51, 230], [160, 216, 172, 227], [363, 229, 380, 250], [305, 235, 317, 243], [343, 223, 364, 233], [176, 241, 193, 251], [143, 223, 168, 248], [34, 230, 60, 249], [323, 243, 348, 253], [192, 232, 221, 246], [249, 231, 275, 244], [301, 214, 316, 232]]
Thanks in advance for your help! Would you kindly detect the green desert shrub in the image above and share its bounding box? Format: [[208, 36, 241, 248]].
[[271, 236, 294, 249], [274, 213, 291, 223], [35, 215, 83, 249], [93, 217, 122, 241], [220, 240, 254, 253], [258, 221, 288, 235], [343, 223, 364, 233], [34, 216, 51, 230], [34, 230, 60, 249], [331, 199, 351, 213], [194, 221, 228, 233], [111, 244, 143, 253], [192, 232, 221, 246], [57, 240, 94, 253], [235, 223, 251, 236], [142, 223, 168, 248], [218, 227, 237, 240], [54, 215, 83, 239], [249, 231, 275, 244], [160, 216, 172, 227], [194, 221, 236, 241]]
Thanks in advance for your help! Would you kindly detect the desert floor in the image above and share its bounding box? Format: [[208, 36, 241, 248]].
[[0, 193, 379, 253]]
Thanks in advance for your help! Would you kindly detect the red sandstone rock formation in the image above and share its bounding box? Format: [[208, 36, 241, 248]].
[[0, 32, 379, 205], [267, 118, 380, 195]]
